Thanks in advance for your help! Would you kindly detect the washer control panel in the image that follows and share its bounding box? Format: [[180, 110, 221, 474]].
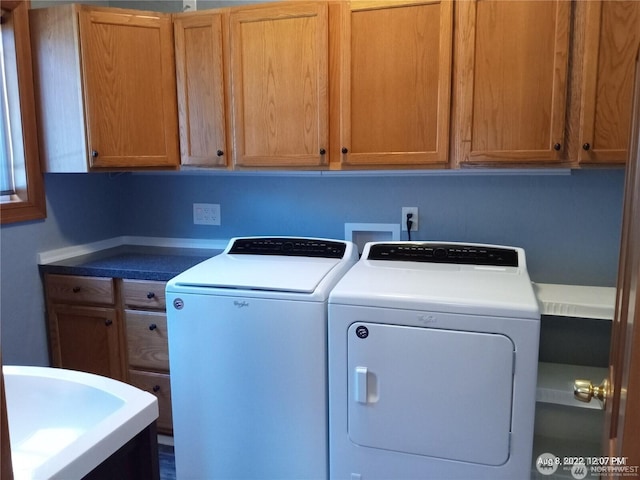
[[367, 243, 519, 267], [229, 237, 347, 258]]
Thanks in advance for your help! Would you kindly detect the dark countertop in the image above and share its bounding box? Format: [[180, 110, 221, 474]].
[[38, 245, 222, 281]]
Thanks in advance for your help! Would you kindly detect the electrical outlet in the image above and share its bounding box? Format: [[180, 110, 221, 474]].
[[401, 207, 418, 231], [182, 0, 197, 11], [193, 203, 220, 225]]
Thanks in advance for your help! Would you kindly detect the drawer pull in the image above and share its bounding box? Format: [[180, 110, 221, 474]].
[[149, 323, 158, 331], [105, 319, 113, 326], [147, 292, 156, 299], [153, 385, 161, 393], [72, 286, 81, 293]]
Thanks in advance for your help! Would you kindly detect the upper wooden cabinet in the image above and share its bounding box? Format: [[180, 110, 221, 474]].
[[30, 5, 180, 172], [575, 1, 640, 165], [453, 0, 571, 166], [229, 2, 329, 168], [333, 0, 453, 168], [174, 10, 231, 168]]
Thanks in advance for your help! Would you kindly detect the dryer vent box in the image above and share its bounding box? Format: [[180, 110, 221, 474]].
[[345, 223, 400, 255]]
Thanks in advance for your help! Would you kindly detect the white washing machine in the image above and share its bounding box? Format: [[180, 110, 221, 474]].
[[328, 242, 540, 479], [166, 237, 358, 480]]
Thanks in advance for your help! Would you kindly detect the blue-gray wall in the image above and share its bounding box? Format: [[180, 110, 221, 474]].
[[118, 169, 625, 285], [0, 168, 626, 365], [1, 174, 121, 365]]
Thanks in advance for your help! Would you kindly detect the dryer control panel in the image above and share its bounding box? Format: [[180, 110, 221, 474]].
[[229, 237, 347, 258], [367, 243, 518, 267]]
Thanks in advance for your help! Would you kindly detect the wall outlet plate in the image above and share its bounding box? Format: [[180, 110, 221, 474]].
[[183, 0, 197, 11], [401, 207, 418, 231], [193, 203, 220, 225]]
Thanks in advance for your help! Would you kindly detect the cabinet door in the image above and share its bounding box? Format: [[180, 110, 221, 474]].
[[454, 0, 571, 166], [337, 0, 452, 168], [78, 6, 179, 168], [578, 1, 640, 165], [230, 2, 329, 168], [48, 304, 125, 381], [174, 11, 230, 167]]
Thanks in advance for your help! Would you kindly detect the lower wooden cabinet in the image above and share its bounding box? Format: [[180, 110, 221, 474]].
[[44, 274, 126, 381], [122, 279, 173, 435], [129, 369, 173, 434], [49, 304, 124, 380], [44, 274, 174, 435], [124, 310, 169, 371]]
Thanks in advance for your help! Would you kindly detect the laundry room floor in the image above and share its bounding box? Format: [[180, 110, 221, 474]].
[[158, 436, 176, 480]]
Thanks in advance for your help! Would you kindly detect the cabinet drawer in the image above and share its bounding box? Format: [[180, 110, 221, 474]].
[[129, 369, 173, 434], [122, 279, 167, 310], [125, 310, 169, 371], [45, 274, 114, 305]]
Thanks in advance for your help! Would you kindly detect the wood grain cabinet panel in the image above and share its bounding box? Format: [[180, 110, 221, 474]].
[[122, 279, 167, 310], [174, 10, 230, 167], [334, 0, 453, 168], [230, 2, 329, 168], [125, 310, 170, 372], [577, 1, 640, 165], [45, 274, 114, 305], [44, 274, 125, 382], [49, 304, 124, 380], [453, 0, 571, 166], [120, 279, 172, 434], [30, 5, 179, 171], [129, 370, 173, 434]]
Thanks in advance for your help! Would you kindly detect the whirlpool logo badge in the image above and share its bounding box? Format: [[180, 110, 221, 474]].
[[234, 300, 250, 309], [418, 313, 437, 325]]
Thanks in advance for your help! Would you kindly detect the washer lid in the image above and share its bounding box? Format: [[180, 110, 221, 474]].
[[171, 254, 344, 293]]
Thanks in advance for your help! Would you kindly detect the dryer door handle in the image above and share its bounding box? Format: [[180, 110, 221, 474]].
[[355, 366, 369, 404]]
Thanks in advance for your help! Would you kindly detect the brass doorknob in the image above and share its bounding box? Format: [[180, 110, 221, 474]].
[[574, 378, 608, 408]]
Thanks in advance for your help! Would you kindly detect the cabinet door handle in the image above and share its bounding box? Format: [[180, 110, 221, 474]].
[[149, 323, 157, 331], [553, 143, 562, 151], [582, 143, 591, 151], [72, 286, 81, 293], [216, 150, 224, 157], [320, 148, 326, 155], [153, 385, 161, 393], [105, 319, 113, 326], [341, 147, 349, 154], [147, 292, 156, 299], [91, 150, 99, 158]]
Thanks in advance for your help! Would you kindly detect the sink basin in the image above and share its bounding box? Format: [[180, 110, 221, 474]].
[[3, 365, 158, 480]]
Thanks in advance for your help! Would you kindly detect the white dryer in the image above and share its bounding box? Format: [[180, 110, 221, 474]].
[[328, 242, 540, 479], [166, 237, 358, 480]]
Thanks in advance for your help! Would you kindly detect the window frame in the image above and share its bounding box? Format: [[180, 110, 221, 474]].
[[0, 0, 45, 224]]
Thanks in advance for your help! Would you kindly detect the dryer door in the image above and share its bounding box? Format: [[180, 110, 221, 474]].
[[347, 322, 514, 466]]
